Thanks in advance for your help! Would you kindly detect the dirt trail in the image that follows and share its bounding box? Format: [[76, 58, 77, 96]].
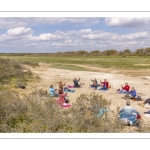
[[24, 63, 150, 122]]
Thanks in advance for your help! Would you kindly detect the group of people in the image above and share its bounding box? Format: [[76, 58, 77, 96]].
[[49, 77, 150, 127], [91, 78, 110, 90], [90, 79, 146, 126], [49, 77, 81, 106]]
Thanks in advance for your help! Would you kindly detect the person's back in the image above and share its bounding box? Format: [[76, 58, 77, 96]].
[[58, 90, 67, 105], [119, 101, 141, 120]]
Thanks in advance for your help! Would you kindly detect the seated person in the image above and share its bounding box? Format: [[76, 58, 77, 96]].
[[99, 79, 109, 90], [59, 81, 72, 92], [57, 90, 68, 106], [126, 87, 136, 99], [49, 85, 58, 97], [73, 77, 80, 88], [91, 78, 97, 90], [118, 83, 130, 93], [59, 81, 66, 90], [144, 98, 150, 104], [118, 101, 141, 126]]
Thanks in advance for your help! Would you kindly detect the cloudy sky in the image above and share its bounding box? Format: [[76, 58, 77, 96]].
[[0, 17, 150, 53]]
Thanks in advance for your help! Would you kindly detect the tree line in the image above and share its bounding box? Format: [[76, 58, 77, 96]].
[[1, 47, 150, 56]]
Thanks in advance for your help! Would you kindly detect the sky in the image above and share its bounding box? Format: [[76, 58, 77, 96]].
[[0, 17, 150, 53]]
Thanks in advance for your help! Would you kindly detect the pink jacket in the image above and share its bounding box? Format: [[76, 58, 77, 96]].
[[58, 92, 67, 104]]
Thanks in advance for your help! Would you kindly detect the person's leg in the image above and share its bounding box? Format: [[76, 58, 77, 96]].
[[120, 90, 127, 93], [99, 87, 108, 90], [54, 93, 58, 97]]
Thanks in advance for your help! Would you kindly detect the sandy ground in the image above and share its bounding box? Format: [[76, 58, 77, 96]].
[[23, 63, 150, 122]]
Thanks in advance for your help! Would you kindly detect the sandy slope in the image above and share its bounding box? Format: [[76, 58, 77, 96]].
[[24, 63, 150, 122]]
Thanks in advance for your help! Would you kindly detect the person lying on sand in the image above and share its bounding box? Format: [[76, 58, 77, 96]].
[[91, 78, 97, 90], [49, 85, 58, 97], [118, 83, 130, 93], [73, 77, 80, 88], [99, 79, 109, 90]]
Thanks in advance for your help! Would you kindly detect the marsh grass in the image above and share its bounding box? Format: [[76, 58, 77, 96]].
[[2, 56, 150, 69], [50, 64, 90, 71]]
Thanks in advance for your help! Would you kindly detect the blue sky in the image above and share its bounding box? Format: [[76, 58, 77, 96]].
[[0, 17, 150, 53]]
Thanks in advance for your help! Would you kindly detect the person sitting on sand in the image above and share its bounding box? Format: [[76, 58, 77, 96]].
[[118, 83, 130, 93], [57, 90, 68, 106], [91, 78, 97, 90], [49, 85, 58, 97], [118, 101, 141, 126], [144, 98, 150, 105], [59, 81, 67, 91], [126, 87, 136, 99], [73, 77, 80, 88], [59, 81, 72, 92], [99, 79, 109, 90]]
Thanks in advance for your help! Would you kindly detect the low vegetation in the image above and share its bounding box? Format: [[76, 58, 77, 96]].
[[1, 57, 150, 133], [0, 58, 33, 89]]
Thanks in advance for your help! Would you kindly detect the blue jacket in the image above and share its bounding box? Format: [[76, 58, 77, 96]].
[[119, 106, 140, 117], [49, 87, 55, 95], [128, 90, 136, 97]]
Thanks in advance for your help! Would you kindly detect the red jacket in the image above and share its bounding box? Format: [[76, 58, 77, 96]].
[[122, 85, 130, 92], [101, 81, 109, 88]]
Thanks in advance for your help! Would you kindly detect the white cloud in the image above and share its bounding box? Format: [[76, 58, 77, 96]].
[[79, 29, 92, 34], [32, 33, 64, 41], [6, 27, 32, 36], [121, 32, 149, 40], [81, 32, 118, 41], [0, 17, 101, 29], [105, 17, 150, 27]]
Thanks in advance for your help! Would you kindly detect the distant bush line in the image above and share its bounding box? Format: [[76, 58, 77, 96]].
[[1, 48, 150, 56]]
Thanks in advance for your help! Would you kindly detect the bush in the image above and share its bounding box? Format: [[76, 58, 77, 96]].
[[0, 58, 32, 87]]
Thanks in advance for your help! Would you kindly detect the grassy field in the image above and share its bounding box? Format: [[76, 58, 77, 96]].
[[1, 55, 150, 70]]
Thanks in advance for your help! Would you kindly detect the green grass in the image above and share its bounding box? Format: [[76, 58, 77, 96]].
[[50, 64, 90, 71], [1, 55, 150, 69]]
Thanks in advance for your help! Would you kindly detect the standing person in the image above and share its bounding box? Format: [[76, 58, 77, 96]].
[[118, 83, 130, 93], [73, 77, 80, 88], [99, 79, 109, 90], [91, 78, 97, 90], [49, 85, 58, 97]]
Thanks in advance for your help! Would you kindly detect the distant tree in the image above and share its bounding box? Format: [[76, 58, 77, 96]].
[[122, 49, 131, 56], [76, 50, 88, 56], [89, 50, 101, 56], [135, 48, 145, 56], [101, 50, 118, 56], [145, 48, 150, 56]]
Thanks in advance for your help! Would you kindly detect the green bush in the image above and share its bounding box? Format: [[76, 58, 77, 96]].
[[0, 58, 32, 87], [0, 90, 132, 133]]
